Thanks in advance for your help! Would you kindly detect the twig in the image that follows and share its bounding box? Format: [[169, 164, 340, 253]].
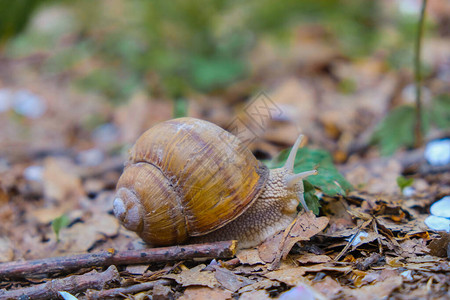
[[85, 279, 172, 299], [414, 0, 428, 147], [334, 219, 372, 262], [0, 265, 120, 300], [0, 240, 237, 279]]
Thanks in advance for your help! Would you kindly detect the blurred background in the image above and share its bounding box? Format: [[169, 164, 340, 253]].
[[0, 0, 448, 162], [0, 0, 449, 261]]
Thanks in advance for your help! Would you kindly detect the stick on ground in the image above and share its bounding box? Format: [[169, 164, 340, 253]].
[[0, 240, 237, 279], [0, 265, 120, 300], [85, 279, 172, 299]]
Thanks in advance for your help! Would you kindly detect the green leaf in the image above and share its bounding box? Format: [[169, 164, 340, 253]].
[[303, 180, 321, 215], [371, 105, 429, 156], [52, 215, 70, 242], [268, 147, 353, 196], [189, 56, 246, 92], [396, 176, 414, 192]]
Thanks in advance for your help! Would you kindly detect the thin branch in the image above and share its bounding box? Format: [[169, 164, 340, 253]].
[[414, 0, 428, 147], [86, 279, 172, 299], [0, 240, 237, 279], [0, 265, 120, 300]]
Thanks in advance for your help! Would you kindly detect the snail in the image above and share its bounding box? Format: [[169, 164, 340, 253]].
[[113, 117, 317, 249]]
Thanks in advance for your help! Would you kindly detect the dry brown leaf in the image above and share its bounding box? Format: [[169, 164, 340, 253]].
[[258, 211, 329, 268], [265, 267, 307, 286], [297, 253, 331, 264], [56, 213, 120, 254], [164, 265, 219, 288], [345, 274, 402, 300], [214, 266, 254, 292], [311, 276, 343, 298], [153, 284, 174, 300], [236, 248, 265, 265], [125, 264, 149, 275], [404, 262, 450, 272], [257, 231, 284, 264], [178, 286, 232, 300], [399, 238, 429, 257], [239, 289, 271, 300], [242, 279, 284, 292], [282, 212, 329, 257], [427, 232, 450, 258]]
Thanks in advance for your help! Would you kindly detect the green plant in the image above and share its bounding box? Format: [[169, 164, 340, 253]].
[[372, 93, 449, 156], [51, 214, 70, 242], [397, 175, 414, 193], [268, 146, 353, 214]]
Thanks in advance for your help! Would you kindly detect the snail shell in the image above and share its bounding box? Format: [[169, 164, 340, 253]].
[[114, 117, 269, 246]]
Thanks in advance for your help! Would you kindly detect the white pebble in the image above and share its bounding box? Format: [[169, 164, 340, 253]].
[[402, 186, 415, 197], [424, 139, 450, 166], [424, 215, 450, 232], [23, 165, 44, 182], [430, 196, 450, 218], [400, 270, 413, 281], [13, 90, 46, 118]]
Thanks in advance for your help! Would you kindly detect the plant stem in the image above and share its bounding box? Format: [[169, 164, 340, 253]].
[[414, 0, 427, 147]]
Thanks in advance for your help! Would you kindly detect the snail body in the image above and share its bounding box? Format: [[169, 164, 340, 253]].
[[113, 117, 317, 248]]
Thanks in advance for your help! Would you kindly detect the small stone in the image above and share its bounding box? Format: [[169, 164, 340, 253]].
[[400, 270, 413, 281], [13, 90, 46, 118], [23, 165, 44, 182], [424, 215, 450, 232], [424, 139, 450, 166], [402, 186, 415, 197], [430, 196, 450, 218]]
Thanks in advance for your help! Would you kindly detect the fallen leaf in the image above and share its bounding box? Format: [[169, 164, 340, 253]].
[[57, 213, 120, 254], [164, 265, 219, 288], [265, 263, 352, 286], [311, 276, 343, 298], [257, 231, 284, 264], [297, 253, 331, 264], [153, 284, 174, 300], [265, 267, 307, 285], [214, 266, 254, 292], [427, 232, 450, 258], [178, 286, 232, 300], [239, 289, 271, 300], [345, 274, 402, 300], [236, 248, 265, 265], [258, 211, 329, 268], [125, 264, 149, 275]]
